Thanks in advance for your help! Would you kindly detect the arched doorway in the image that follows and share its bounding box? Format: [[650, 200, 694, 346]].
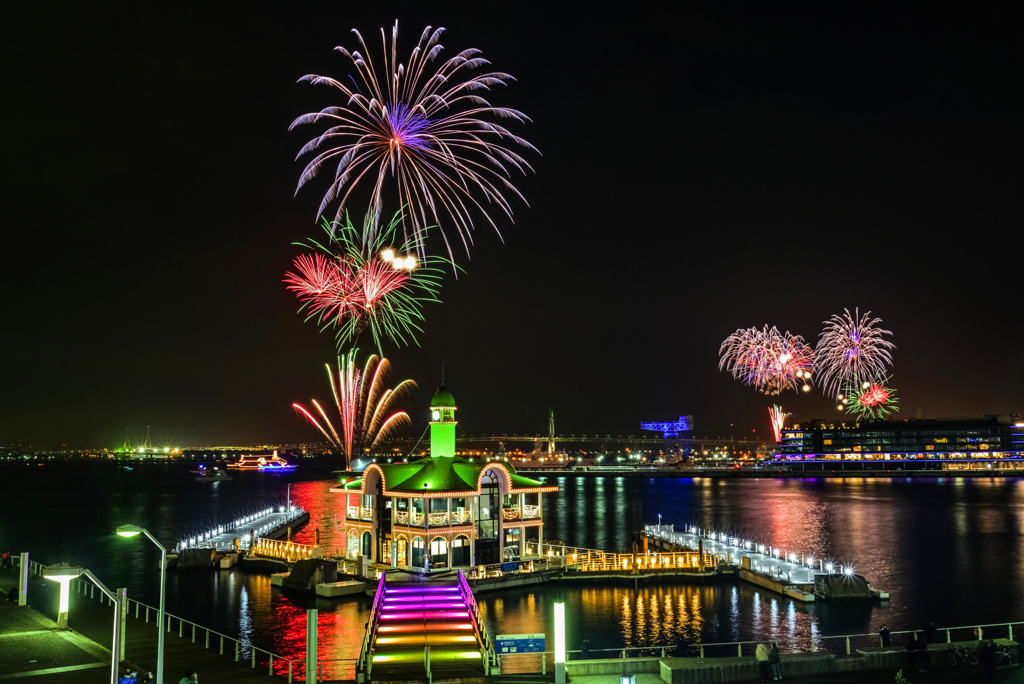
[[347, 529, 359, 557], [361, 531, 373, 559], [396, 535, 408, 566], [475, 467, 510, 565], [452, 534, 471, 567], [411, 536, 424, 569]]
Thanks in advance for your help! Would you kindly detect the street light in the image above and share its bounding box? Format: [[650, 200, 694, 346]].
[[43, 563, 121, 684], [116, 524, 166, 684]]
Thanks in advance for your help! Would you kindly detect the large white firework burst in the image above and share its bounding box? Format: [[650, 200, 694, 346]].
[[291, 21, 537, 262], [815, 308, 895, 398]]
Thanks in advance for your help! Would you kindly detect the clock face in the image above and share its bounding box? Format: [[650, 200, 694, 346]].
[[432, 409, 440, 421]]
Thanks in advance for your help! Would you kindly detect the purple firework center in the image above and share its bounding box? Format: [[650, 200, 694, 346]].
[[386, 102, 431, 154]]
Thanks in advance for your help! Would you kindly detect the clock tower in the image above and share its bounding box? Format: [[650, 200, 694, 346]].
[[429, 386, 457, 459]]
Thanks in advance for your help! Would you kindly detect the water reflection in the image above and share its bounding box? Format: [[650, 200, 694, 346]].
[[6, 465, 1024, 665]]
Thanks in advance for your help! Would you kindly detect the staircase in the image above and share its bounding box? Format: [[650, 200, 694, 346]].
[[360, 572, 492, 681]]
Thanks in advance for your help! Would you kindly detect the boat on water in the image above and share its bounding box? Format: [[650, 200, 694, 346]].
[[191, 464, 234, 482], [226, 451, 296, 473]]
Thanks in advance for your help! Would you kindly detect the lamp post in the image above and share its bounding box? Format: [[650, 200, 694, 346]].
[[116, 525, 165, 684], [553, 601, 566, 684], [43, 563, 121, 684]]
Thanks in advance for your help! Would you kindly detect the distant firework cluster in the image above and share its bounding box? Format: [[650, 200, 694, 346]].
[[719, 308, 898, 436], [839, 374, 899, 420], [815, 308, 896, 399], [718, 326, 814, 395]]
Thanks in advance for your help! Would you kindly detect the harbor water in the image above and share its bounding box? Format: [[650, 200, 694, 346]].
[[3, 461, 1021, 669]]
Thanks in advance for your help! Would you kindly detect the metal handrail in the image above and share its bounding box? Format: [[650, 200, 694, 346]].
[[65, 576, 307, 682], [457, 569, 494, 671], [252, 537, 317, 562], [357, 572, 387, 680]]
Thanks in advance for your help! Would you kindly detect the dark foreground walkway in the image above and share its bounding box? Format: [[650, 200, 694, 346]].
[[0, 567, 297, 684]]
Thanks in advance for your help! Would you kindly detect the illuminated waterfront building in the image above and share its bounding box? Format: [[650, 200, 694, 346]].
[[776, 415, 1024, 465], [331, 387, 557, 572]]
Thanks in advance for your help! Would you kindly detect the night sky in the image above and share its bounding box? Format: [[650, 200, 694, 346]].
[[3, 2, 1020, 449]]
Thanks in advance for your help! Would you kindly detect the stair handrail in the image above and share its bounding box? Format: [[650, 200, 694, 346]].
[[357, 572, 387, 680], [457, 569, 494, 669]]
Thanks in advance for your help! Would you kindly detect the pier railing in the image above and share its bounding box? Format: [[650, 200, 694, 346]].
[[252, 537, 318, 562], [471, 545, 713, 578], [499, 620, 1024, 673], [457, 569, 495, 672], [67, 575, 310, 681], [357, 573, 388, 682], [175, 507, 308, 553], [62, 572, 361, 682]]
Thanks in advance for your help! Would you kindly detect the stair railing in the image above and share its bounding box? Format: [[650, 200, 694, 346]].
[[457, 569, 494, 673], [356, 573, 387, 682]]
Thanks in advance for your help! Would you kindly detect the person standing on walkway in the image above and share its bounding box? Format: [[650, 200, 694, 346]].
[[768, 642, 782, 680], [755, 641, 770, 681], [178, 671, 197, 684], [879, 624, 891, 647], [979, 640, 997, 683]]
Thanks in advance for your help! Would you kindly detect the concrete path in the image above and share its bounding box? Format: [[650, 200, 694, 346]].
[[0, 567, 298, 684]]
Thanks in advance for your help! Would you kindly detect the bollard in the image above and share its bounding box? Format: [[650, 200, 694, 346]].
[[700, 645, 705, 658], [167, 615, 171, 634], [269, 655, 274, 676], [192, 624, 196, 643], [179, 620, 183, 637], [846, 637, 851, 655], [287, 661, 292, 683], [205, 630, 210, 648], [252, 648, 257, 668], [737, 643, 742, 657], [220, 635, 225, 654], [235, 642, 240, 661], [146, 607, 150, 623]]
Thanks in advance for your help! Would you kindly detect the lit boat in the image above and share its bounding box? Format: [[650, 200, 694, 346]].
[[192, 464, 234, 481], [227, 451, 296, 472]]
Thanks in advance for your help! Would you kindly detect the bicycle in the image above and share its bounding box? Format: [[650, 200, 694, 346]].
[[943, 643, 979, 667]]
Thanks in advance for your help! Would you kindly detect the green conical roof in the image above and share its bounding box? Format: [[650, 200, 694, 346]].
[[430, 386, 456, 409]]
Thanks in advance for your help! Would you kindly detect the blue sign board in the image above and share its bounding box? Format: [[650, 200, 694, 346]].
[[500, 562, 520, 573], [496, 633, 545, 654]]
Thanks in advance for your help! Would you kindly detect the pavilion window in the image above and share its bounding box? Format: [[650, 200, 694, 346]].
[[429, 537, 448, 569]]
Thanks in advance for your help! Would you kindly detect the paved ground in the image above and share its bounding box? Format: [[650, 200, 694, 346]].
[[0, 567, 299, 684]]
